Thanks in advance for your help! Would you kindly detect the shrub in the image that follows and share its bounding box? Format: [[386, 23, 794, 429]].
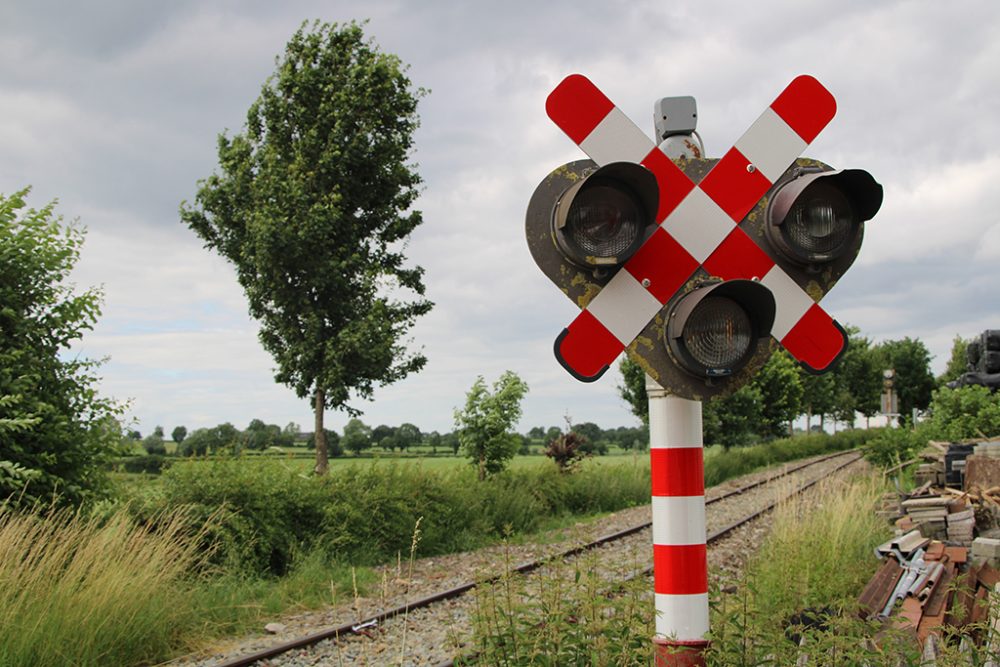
[[863, 427, 922, 469], [119, 455, 169, 475], [922, 385, 1000, 441]]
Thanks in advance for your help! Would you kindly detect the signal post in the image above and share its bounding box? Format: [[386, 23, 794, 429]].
[[526, 73, 882, 665]]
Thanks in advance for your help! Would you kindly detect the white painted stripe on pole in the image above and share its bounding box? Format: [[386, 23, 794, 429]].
[[733, 107, 807, 183], [655, 593, 710, 640], [586, 271, 662, 345], [662, 395, 703, 447], [760, 265, 815, 340], [652, 496, 707, 545], [660, 188, 735, 262], [578, 107, 654, 166]]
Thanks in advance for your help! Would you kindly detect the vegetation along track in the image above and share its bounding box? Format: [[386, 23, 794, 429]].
[[172, 449, 864, 667]]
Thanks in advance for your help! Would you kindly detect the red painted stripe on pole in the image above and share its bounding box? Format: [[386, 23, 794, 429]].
[[554, 309, 622, 381], [650, 448, 705, 497], [653, 544, 708, 595], [780, 304, 847, 373], [545, 74, 615, 145], [701, 228, 776, 281], [698, 147, 773, 223], [641, 147, 696, 222], [624, 229, 700, 304], [770, 75, 837, 144]]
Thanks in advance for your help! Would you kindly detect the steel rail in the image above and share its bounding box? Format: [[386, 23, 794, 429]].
[[436, 450, 865, 667], [196, 448, 861, 667]]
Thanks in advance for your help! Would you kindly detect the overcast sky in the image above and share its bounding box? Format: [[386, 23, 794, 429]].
[[1, 0, 998, 436]]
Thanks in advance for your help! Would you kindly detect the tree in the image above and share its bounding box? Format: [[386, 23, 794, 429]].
[[875, 337, 935, 422], [180, 21, 432, 476], [371, 424, 395, 450], [799, 369, 838, 432], [171, 425, 187, 444], [0, 190, 124, 506], [618, 357, 648, 424], [454, 371, 529, 480], [703, 385, 763, 449], [142, 429, 166, 456], [341, 418, 372, 456], [749, 350, 802, 438], [938, 335, 972, 385], [831, 327, 881, 427], [396, 423, 421, 451]]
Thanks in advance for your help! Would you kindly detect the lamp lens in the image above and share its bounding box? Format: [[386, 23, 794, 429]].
[[784, 182, 856, 260], [682, 296, 753, 373], [565, 184, 643, 258]]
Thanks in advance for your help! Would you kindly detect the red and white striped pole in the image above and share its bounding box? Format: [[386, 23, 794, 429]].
[[647, 374, 708, 667]]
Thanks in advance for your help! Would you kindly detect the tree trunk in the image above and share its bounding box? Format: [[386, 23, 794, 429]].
[[478, 453, 486, 481], [805, 407, 812, 434], [314, 388, 329, 476]]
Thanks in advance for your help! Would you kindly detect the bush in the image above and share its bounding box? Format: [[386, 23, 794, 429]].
[[922, 385, 1000, 441], [863, 428, 922, 469], [119, 455, 170, 475]]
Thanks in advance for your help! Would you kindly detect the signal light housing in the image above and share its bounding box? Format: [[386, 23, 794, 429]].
[[526, 160, 659, 302], [551, 161, 658, 274], [666, 280, 776, 381], [765, 167, 883, 268]]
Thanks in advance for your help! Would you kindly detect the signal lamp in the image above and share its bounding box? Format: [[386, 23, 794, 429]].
[[766, 168, 883, 266], [552, 162, 658, 273], [665, 280, 776, 380]]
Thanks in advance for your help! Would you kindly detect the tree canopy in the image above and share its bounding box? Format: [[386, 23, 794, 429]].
[[454, 371, 529, 480], [180, 21, 431, 475], [0, 189, 123, 506]]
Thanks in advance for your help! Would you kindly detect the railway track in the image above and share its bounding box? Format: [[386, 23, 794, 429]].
[[172, 449, 865, 667]]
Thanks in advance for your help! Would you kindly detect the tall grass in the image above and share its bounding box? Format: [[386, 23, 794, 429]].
[[0, 504, 207, 667], [707, 473, 915, 665]]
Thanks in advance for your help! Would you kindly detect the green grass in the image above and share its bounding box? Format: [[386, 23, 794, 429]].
[[0, 505, 207, 667]]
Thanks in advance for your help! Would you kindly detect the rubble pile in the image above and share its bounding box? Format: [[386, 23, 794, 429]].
[[859, 438, 1000, 660]]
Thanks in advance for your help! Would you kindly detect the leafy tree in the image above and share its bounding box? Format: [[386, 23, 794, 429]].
[[618, 357, 648, 424], [545, 426, 562, 442], [875, 337, 935, 422], [751, 350, 802, 438], [142, 429, 166, 456], [180, 21, 431, 475], [703, 385, 763, 449], [371, 424, 395, 450], [832, 327, 881, 427], [341, 418, 372, 456], [572, 422, 603, 444], [396, 423, 421, 451], [179, 423, 239, 456], [426, 430, 441, 454], [283, 422, 301, 443], [527, 426, 546, 440], [171, 425, 187, 444], [326, 429, 343, 457], [441, 431, 460, 455], [454, 371, 529, 480], [799, 369, 838, 432], [938, 335, 973, 385], [0, 190, 124, 506]]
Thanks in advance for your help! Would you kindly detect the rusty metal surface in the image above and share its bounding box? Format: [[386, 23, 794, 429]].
[[526, 155, 857, 399], [858, 558, 904, 618]]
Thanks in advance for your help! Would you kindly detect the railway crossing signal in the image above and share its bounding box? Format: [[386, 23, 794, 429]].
[[526, 74, 883, 400]]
